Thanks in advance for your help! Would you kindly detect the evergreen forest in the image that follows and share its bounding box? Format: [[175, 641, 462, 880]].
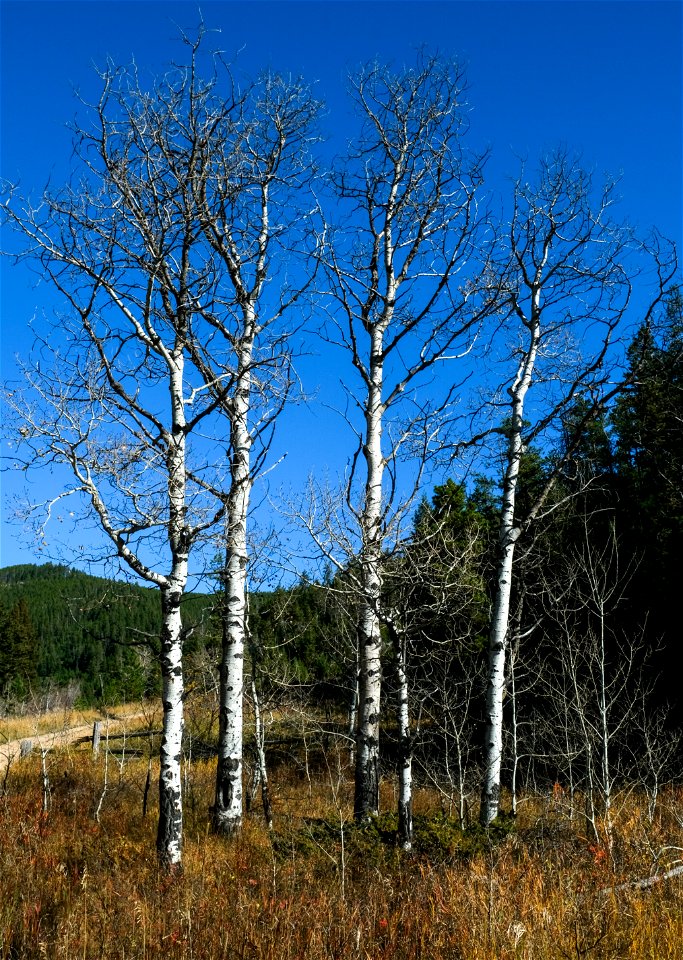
[[0, 564, 214, 706]]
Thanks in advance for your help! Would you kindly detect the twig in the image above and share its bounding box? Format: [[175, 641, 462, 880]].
[[601, 863, 683, 895]]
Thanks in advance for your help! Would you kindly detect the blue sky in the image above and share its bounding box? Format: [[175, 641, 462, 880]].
[[1, 0, 681, 579]]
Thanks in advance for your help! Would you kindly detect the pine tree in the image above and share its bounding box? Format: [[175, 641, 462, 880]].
[[611, 287, 683, 718], [0, 598, 38, 697]]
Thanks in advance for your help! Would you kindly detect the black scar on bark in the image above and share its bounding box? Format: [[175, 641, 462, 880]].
[[211, 756, 242, 834], [157, 782, 182, 869]]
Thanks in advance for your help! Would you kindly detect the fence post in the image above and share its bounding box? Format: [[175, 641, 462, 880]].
[[92, 721, 101, 758]]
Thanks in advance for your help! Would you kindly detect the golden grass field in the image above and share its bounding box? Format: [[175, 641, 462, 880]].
[[1, 704, 681, 959], [0, 702, 152, 746]]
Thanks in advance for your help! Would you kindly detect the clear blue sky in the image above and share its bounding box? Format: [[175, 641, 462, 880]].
[[1, 0, 681, 578]]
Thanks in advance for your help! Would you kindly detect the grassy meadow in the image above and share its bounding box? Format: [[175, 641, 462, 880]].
[[1, 704, 682, 959]]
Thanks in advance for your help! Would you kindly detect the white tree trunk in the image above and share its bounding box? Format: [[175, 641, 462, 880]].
[[396, 636, 413, 851], [480, 303, 540, 826], [214, 345, 253, 836], [510, 650, 519, 818], [157, 579, 185, 867], [354, 574, 383, 819], [480, 529, 518, 825], [250, 672, 273, 829], [354, 343, 385, 820], [348, 649, 359, 765], [156, 352, 189, 867], [213, 552, 246, 834]]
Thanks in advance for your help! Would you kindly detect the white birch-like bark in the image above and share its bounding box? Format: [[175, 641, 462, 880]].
[[157, 580, 186, 865], [475, 152, 671, 825], [250, 671, 273, 829], [509, 651, 519, 818], [395, 635, 413, 851], [348, 649, 359, 765], [213, 338, 253, 835], [354, 333, 387, 819], [155, 349, 190, 866], [480, 301, 540, 825], [321, 56, 489, 822]]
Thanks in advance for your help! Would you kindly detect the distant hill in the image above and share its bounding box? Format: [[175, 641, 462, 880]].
[[0, 563, 215, 705]]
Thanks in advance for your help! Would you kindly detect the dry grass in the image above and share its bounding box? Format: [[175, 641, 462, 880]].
[[0, 728, 681, 959], [0, 701, 156, 745]]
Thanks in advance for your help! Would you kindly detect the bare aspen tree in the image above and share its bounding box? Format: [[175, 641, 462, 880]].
[[317, 54, 490, 821], [1, 34, 319, 863], [2, 41, 225, 866], [184, 70, 321, 838], [477, 152, 675, 826]]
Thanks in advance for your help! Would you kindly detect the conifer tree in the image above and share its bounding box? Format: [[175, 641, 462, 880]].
[[0, 598, 38, 697]]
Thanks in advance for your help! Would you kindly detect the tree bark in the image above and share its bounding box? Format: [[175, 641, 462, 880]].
[[480, 302, 540, 827], [156, 348, 190, 866], [396, 636, 413, 851], [354, 340, 385, 821], [213, 340, 253, 836], [250, 673, 273, 829], [156, 584, 185, 867]]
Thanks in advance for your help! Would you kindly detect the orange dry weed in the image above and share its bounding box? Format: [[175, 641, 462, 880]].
[[0, 743, 681, 959]]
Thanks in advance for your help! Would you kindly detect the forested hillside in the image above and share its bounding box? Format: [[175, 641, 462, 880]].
[[0, 564, 214, 705]]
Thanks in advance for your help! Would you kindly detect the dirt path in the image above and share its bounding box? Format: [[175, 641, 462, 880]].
[[0, 714, 147, 776]]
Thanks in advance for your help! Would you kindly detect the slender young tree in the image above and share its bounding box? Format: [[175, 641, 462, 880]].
[[383, 481, 488, 846], [477, 152, 676, 825], [538, 519, 650, 849], [316, 54, 490, 821]]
